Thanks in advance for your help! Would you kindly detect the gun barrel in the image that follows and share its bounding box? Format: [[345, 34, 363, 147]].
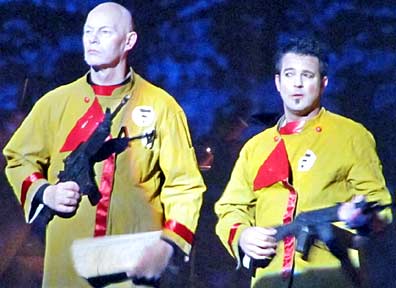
[[111, 95, 131, 120]]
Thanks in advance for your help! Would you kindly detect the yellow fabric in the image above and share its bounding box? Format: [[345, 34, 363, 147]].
[[215, 108, 391, 288], [4, 71, 206, 287]]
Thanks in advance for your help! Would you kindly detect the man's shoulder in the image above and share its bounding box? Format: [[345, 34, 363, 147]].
[[243, 125, 278, 149], [29, 75, 87, 112], [133, 73, 182, 111], [44, 75, 87, 97], [134, 74, 172, 99], [322, 109, 373, 139], [34, 75, 87, 106], [323, 110, 368, 131]]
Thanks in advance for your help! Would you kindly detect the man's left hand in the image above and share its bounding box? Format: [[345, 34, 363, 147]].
[[338, 195, 370, 228], [126, 239, 174, 284]]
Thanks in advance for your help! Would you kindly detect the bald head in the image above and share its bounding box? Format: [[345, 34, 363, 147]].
[[87, 2, 134, 33], [83, 1, 138, 74]]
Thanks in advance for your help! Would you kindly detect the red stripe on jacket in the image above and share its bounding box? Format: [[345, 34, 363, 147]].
[[164, 220, 194, 245], [21, 172, 44, 208]]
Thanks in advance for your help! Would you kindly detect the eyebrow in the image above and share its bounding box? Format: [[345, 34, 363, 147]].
[[84, 24, 115, 30], [282, 68, 315, 74]]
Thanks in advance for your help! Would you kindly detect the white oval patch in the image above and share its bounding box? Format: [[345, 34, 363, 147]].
[[132, 106, 156, 127], [297, 149, 317, 172]]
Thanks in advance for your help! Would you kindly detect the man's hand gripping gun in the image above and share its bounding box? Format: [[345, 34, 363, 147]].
[[36, 95, 155, 223], [57, 94, 155, 206], [246, 200, 390, 283]]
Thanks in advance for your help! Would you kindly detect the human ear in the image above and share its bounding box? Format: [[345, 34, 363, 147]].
[[321, 76, 328, 90], [125, 31, 137, 52], [275, 74, 281, 92]]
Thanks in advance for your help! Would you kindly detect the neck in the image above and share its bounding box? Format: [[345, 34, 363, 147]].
[[90, 62, 129, 85], [284, 106, 321, 123]]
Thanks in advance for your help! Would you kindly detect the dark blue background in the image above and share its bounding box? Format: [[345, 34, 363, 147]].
[[1, 1, 396, 287]]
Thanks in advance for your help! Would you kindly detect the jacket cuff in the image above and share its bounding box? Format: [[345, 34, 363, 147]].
[[21, 172, 44, 208], [29, 183, 50, 222], [20, 173, 49, 222], [161, 220, 194, 255], [228, 223, 249, 269]]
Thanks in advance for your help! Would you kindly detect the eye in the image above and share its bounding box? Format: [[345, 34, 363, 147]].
[[101, 29, 112, 35], [302, 72, 314, 78], [284, 71, 294, 77]]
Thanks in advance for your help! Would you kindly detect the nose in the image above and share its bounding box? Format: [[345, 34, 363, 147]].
[[294, 75, 303, 87], [87, 31, 99, 44]]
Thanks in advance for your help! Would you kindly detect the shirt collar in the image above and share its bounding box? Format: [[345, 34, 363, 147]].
[[87, 70, 132, 96]]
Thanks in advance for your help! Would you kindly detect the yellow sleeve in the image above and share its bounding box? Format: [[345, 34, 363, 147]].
[[214, 144, 256, 266], [347, 126, 392, 220], [159, 109, 206, 255], [3, 97, 54, 221]]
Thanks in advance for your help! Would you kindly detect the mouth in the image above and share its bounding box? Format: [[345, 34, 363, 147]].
[[87, 49, 99, 54], [291, 94, 303, 104]]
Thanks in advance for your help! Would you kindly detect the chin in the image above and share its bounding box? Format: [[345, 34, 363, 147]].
[[85, 55, 103, 65], [84, 57, 94, 66], [85, 60, 104, 68]]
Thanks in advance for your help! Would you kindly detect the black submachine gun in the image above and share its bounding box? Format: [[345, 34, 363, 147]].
[[32, 95, 155, 232], [248, 200, 391, 287]]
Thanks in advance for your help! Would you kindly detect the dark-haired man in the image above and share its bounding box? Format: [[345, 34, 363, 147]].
[[4, 2, 206, 287], [215, 37, 391, 287]]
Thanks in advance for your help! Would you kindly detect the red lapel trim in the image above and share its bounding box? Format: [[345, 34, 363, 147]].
[[94, 139, 115, 237], [281, 181, 298, 278]]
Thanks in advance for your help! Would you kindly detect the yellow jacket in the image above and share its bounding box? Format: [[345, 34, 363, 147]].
[[215, 108, 391, 288], [4, 71, 206, 287]]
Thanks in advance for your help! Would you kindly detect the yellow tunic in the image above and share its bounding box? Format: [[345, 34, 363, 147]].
[[215, 108, 391, 288], [4, 71, 206, 287]]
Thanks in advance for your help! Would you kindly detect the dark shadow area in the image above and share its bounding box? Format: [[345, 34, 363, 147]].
[[0, 172, 44, 288]]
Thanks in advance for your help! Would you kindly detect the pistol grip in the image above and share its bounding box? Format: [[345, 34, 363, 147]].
[[296, 226, 315, 261]]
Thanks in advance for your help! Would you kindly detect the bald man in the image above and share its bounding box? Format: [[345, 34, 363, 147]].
[[4, 2, 206, 287]]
